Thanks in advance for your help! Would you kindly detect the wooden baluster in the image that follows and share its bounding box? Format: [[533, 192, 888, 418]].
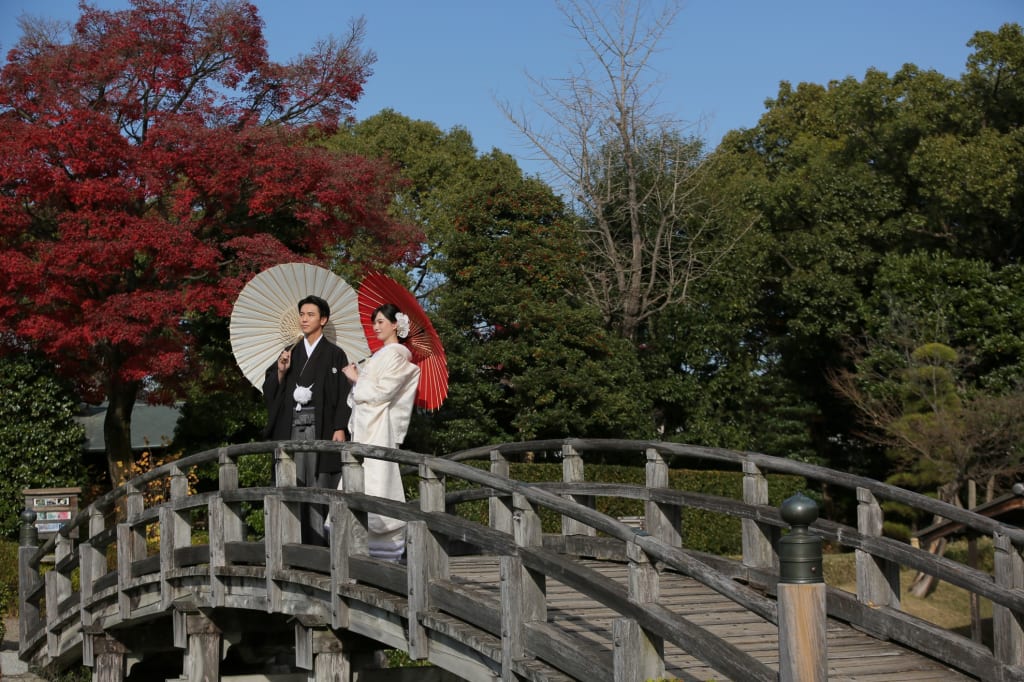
[[210, 447, 244, 607], [266, 446, 301, 614], [856, 487, 899, 610], [490, 449, 513, 534], [117, 482, 145, 621], [500, 492, 545, 682], [45, 531, 73, 658], [645, 448, 681, 548], [328, 495, 352, 631], [993, 532, 1024, 667], [18, 509, 42, 653], [561, 442, 596, 539], [80, 506, 107, 665], [339, 448, 368, 556], [160, 463, 191, 610], [613, 540, 664, 681], [408, 463, 449, 659], [742, 460, 777, 582]]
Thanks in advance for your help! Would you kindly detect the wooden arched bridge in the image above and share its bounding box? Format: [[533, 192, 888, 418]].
[[17, 439, 1024, 681]]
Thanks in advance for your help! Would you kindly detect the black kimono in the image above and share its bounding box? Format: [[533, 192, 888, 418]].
[[263, 336, 351, 473], [263, 336, 351, 545]]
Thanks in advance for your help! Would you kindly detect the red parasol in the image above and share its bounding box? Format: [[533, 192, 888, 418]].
[[357, 272, 448, 411]]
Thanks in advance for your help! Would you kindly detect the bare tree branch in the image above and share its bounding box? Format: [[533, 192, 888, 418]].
[[500, 0, 751, 339]]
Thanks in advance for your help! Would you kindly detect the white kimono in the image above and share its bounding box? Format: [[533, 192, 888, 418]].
[[345, 343, 420, 559]]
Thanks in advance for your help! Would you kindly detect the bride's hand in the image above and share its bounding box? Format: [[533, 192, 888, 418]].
[[342, 363, 359, 383]]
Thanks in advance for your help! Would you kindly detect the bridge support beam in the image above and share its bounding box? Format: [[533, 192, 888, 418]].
[[177, 613, 222, 682], [295, 624, 351, 682], [93, 636, 128, 682]]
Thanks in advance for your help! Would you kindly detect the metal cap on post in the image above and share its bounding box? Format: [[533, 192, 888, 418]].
[[779, 492, 822, 584], [20, 508, 38, 547], [777, 492, 827, 682]]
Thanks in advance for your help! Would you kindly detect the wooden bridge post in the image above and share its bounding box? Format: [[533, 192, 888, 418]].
[[490, 449, 513, 534], [339, 448, 368, 553], [17, 509, 42, 657], [561, 443, 596, 539], [117, 481, 146, 621], [408, 462, 450, 660], [80, 506, 106, 666], [45, 530, 73, 659], [266, 446, 301, 614], [160, 463, 192, 611], [856, 487, 900, 610], [328, 497, 353, 631], [210, 447, 245, 607], [500, 492, 546, 681], [777, 493, 827, 682], [93, 636, 127, 682], [645, 448, 681, 548], [993, 532, 1024, 668], [613, 540, 665, 682], [181, 613, 221, 682], [742, 461, 777, 580]]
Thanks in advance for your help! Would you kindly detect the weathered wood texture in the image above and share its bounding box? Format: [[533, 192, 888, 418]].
[[778, 582, 827, 681], [17, 438, 1024, 681]]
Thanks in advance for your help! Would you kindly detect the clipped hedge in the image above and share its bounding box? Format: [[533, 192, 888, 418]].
[[407, 462, 806, 557]]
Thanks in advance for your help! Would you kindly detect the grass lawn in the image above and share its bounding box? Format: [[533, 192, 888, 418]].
[[824, 546, 993, 645]]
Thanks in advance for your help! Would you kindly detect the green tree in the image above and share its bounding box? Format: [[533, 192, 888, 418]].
[[502, 0, 750, 342], [711, 23, 1024, 473], [331, 111, 654, 452], [830, 252, 1024, 505], [327, 108, 482, 281], [0, 356, 86, 538], [433, 153, 654, 450]]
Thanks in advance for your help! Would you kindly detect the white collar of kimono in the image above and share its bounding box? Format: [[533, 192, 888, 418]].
[[304, 335, 322, 356]]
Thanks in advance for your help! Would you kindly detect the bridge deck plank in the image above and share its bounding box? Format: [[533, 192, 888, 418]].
[[447, 556, 976, 681]]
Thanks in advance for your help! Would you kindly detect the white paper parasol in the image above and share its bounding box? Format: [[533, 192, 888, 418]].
[[229, 263, 369, 393]]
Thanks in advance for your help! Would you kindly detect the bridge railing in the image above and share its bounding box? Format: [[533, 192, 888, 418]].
[[18, 438, 1024, 680], [446, 438, 1024, 679], [20, 439, 781, 681]]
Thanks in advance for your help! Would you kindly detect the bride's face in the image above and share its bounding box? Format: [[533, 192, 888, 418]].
[[373, 312, 398, 343]]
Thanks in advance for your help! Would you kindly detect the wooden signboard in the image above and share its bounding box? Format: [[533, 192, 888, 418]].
[[23, 487, 81, 539]]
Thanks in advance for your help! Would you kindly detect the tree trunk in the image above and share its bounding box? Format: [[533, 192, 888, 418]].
[[104, 377, 140, 488]]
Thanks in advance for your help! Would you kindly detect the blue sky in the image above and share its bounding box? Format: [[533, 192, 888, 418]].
[[2, 1, 1021, 177]]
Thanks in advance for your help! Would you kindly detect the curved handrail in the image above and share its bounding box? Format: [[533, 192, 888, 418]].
[[18, 437, 1022, 681], [445, 438, 1024, 547]]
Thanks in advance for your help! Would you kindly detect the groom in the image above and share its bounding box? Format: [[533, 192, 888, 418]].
[[263, 295, 351, 545]]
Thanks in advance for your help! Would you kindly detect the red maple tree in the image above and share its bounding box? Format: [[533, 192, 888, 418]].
[[0, 0, 422, 486]]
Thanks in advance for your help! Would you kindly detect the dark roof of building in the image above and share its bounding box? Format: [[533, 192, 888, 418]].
[[76, 403, 182, 453], [914, 484, 1024, 545]]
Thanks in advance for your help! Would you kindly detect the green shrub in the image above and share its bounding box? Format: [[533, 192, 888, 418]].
[[0, 538, 19, 639], [0, 356, 86, 539], [238, 453, 272, 538]]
